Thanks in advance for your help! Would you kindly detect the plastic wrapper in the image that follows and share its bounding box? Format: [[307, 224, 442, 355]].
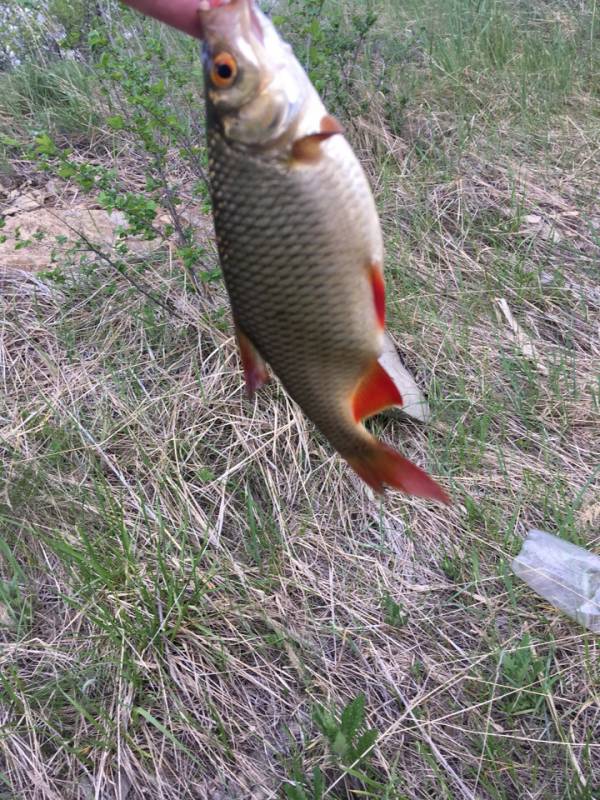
[[512, 529, 600, 633]]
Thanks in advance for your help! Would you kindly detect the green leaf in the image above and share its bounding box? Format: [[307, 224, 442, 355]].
[[341, 694, 365, 740], [382, 592, 408, 627], [332, 730, 348, 757], [150, 79, 166, 98], [354, 728, 378, 759], [35, 133, 58, 157], [88, 29, 108, 48], [313, 706, 337, 739], [283, 784, 308, 800], [196, 467, 215, 483], [312, 767, 324, 800], [133, 707, 202, 767], [0, 134, 20, 148], [57, 163, 76, 179], [343, 765, 386, 789], [107, 115, 126, 131]]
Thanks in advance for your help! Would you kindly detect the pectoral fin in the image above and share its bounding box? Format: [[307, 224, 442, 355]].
[[235, 326, 270, 398], [291, 115, 344, 163]]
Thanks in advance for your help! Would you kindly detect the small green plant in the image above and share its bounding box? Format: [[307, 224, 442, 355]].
[[439, 548, 463, 582], [314, 693, 378, 767], [22, 19, 216, 303], [243, 488, 284, 572], [0, 538, 31, 638], [284, 694, 380, 798], [284, 766, 325, 800], [275, 0, 378, 115], [381, 591, 409, 627], [500, 635, 555, 717]]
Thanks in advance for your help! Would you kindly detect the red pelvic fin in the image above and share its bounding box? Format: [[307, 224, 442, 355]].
[[369, 263, 386, 328], [352, 360, 403, 422], [347, 441, 450, 504], [235, 326, 269, 398], [291, 115, 344, 163]]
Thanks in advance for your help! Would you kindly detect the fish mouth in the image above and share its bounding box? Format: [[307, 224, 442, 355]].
[[197, 0, 258, 19], [198, 0, 235, 10], [198, 0, 262, 10], [198, 0, 236, 11], [198, 0, 263, 42]]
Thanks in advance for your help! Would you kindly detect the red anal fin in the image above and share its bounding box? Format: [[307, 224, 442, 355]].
[[291, 115, 344, 163], [347, 442, 450, 504], [352, 360, 403, 422], [235, 326, 269, 398], [369, 263, 386, 328]]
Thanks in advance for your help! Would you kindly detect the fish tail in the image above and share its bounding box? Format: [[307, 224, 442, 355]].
[[341, 356, 449, 503], [346, 437, 450, 504]]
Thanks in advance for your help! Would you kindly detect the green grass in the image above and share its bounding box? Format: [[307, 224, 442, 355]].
[[377, 0, 599, 122], [0, 59, 101, 177], [1, 1, 600, 798]]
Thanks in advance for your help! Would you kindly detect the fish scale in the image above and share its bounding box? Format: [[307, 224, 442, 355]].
[[199, 0, 449, 502], [208, 126, 384, 457]]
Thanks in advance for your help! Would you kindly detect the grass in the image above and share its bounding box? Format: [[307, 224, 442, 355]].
[[0, 59, 100, 179], [1, 0, 600, 798]]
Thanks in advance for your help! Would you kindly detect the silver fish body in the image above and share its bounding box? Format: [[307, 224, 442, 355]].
[[199, 0, 448, 502]]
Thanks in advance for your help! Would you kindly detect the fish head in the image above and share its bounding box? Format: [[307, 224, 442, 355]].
[[199, 0, 311, 146]]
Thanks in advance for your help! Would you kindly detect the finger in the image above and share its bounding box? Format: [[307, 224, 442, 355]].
[[121, 0, 204, 39]]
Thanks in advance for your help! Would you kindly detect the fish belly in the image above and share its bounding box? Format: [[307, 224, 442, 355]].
[[208, 130, 384, 455]]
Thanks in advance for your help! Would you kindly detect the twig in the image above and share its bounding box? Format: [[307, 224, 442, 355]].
[[70, 227, 186, 322]]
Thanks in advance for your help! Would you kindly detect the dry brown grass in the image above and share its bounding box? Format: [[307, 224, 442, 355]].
[[2, 2, 600, 798], [2, 131, 599, 798]]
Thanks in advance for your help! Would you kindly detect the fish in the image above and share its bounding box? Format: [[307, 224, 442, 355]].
[[198, 0, 449, 503]]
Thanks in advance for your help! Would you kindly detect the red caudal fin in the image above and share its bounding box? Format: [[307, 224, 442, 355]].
[[352, 360, 403, 422], [347, 440, 450, 503], [235, 326, 269, 398]]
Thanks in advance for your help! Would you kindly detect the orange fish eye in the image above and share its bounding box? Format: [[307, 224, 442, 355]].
[[210, 52, 238, 88]]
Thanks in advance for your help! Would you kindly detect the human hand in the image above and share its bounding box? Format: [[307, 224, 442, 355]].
[[120, 0, 205, 39]]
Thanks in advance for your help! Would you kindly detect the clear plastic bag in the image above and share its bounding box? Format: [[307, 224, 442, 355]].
[[512, 529, 600, 633]]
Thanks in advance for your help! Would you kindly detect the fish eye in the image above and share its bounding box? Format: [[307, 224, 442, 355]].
[[210, 52, 238, 88]]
